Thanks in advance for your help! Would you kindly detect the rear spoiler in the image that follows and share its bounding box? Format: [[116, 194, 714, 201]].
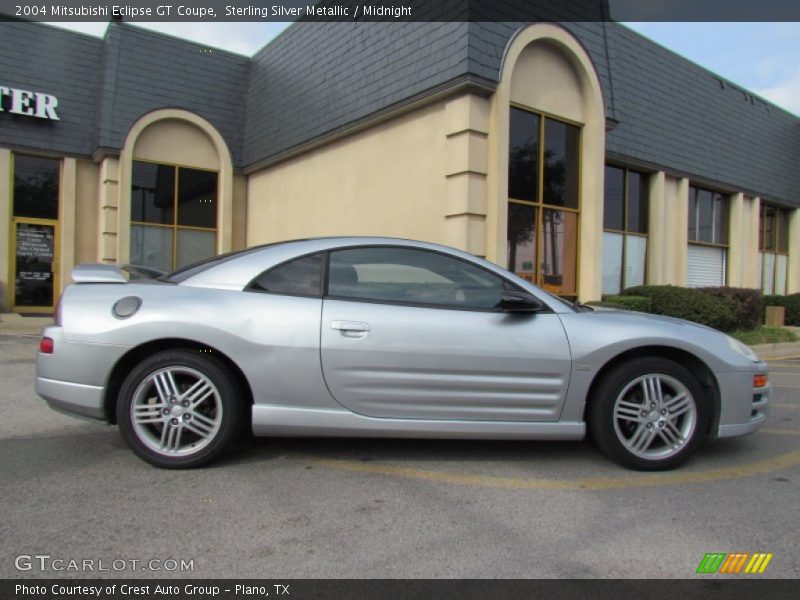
[[71, 264, 127, 284]]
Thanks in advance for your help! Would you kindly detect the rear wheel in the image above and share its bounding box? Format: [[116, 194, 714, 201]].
[[117, 350, 244, 468], [588, 357, 711, 470]]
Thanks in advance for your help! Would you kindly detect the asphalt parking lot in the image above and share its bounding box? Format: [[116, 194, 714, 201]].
[[1, 333, 798, 579]]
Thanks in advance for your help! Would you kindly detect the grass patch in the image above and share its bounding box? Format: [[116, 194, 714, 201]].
[[729, 327, 799, 346]]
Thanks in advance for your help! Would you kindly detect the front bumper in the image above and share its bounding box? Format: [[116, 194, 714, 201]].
[[715, 365, 770, 439]]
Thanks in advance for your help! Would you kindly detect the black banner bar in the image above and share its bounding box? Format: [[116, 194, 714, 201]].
[[2, 0, 800, 23], [2, 580, 799, 600]]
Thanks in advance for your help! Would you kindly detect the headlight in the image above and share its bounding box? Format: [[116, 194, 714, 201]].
[[726, 335, 760, 362]]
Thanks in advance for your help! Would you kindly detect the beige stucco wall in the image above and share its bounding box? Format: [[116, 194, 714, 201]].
[[232, 173, 248, 251], [788, 207, 800, 294], [133, 118, 220, 171], [510, 41, 584, 123], [247, 101, 449, 245], [728, 193, 760, 288], [648, 173, 688, 286], [0, 148, 10, 311], [75, 160, 99, 265]]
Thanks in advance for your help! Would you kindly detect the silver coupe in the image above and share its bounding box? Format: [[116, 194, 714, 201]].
[[35, 237, 769, 470]]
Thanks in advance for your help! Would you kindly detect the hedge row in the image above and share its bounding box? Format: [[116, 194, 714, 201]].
[[764, 294, 800, 326], [698, 286, 763, 331], [620, 286, 739, 332], [591, 295, 651, 312], [589, 286, 768, 332]]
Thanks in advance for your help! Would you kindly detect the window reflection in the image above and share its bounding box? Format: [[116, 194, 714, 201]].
[[507, 203, 537, 283], [508, 108, 539, 201], [131, 161, 218, 270], [507, 108, 580, 298], [543, 119, 579, 209], [541, 209, 578, 296]]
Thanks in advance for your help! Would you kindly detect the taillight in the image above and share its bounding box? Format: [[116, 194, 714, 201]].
[[753, 374, 768, 388], [40, 337, 54, 354]]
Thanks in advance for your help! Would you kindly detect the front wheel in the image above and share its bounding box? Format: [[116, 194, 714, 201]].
[[588, 357, 711, 471], [117, 350, 244, 468]]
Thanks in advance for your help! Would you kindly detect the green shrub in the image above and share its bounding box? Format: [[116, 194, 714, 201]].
[[593, 295, 651, 312], [699, 287, 763, 331], [764, 293, 800, 326], [621, 285, 737, 332]]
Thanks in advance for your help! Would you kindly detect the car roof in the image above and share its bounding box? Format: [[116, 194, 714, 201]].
[[171, 236, 575, 313]]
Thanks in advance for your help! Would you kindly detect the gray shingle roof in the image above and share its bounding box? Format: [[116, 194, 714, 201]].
[[244, 22, 472, 167], [94, 24, 251, 164], [0, 23, 101, 156], [1, 20, 798, 206]]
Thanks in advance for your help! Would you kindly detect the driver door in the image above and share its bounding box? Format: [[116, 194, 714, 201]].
[[320, 246, 572, 422]]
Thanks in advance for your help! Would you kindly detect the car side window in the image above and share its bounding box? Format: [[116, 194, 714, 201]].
[[327, 247, 510, 309], [248, 253, 323, 297]]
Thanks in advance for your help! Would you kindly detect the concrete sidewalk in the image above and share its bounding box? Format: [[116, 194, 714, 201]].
[[751, 326, 800, 360], [0, 314, 53, 337]]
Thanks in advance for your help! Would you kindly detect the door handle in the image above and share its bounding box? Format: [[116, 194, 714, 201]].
[[331, 320, 370, 333]]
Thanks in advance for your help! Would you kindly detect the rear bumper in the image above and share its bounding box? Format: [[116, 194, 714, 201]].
[[36, 376, 106, 421], [36, 325, 128, 424]]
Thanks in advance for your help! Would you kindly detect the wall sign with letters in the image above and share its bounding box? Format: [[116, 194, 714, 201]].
[[0, 85, 59, 120]]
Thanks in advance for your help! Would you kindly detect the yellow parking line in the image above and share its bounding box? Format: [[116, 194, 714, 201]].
[[760, 428, 800, 436], [763, 355, 800, 361], [771, 403, 800, 409], [311, 446, 800, 491]]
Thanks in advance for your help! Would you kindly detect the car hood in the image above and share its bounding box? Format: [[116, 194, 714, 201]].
[[584, 307, 721, 333], [557, 307, 759, 372]]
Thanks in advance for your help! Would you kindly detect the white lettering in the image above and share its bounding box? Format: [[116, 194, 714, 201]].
[[0, 85, 60, 120], [10, 88, 35, 116]]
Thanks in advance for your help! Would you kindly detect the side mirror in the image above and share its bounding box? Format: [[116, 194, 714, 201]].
[[499, 290, 546, 313]]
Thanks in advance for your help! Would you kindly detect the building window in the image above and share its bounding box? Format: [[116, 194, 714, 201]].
[[507, 107, 580, 298], [130, 161, 218, 272], [11, 154, 60, 309], [759, 203, 791, 295], [686, 185, 729, 288], [602, 165, 649, 295]]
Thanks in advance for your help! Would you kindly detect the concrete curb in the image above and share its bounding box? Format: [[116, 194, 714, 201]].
[[751, 342, 800, 361]]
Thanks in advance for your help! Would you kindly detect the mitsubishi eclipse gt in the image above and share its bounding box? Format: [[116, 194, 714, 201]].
[[35, 237, 769, 470]]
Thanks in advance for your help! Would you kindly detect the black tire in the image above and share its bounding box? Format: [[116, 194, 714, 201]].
[[587, 357, 711, 471], [117, 349, 244, 469]]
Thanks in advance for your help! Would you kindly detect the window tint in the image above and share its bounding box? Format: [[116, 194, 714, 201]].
[[543, 119, 580, 209], [13, 154, 60, 220], [688, 185, 728, 245], [328, 247, 508, 309], [603, 166, 624, 230], [132, 161, 218, 271], [132, 162, 174, 225], [508, 108, 539, 201], [249, 253, 322, 296], [177, 168, 217, 228], [778, 208, 789, 253], [626, 171, 648, 233]]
